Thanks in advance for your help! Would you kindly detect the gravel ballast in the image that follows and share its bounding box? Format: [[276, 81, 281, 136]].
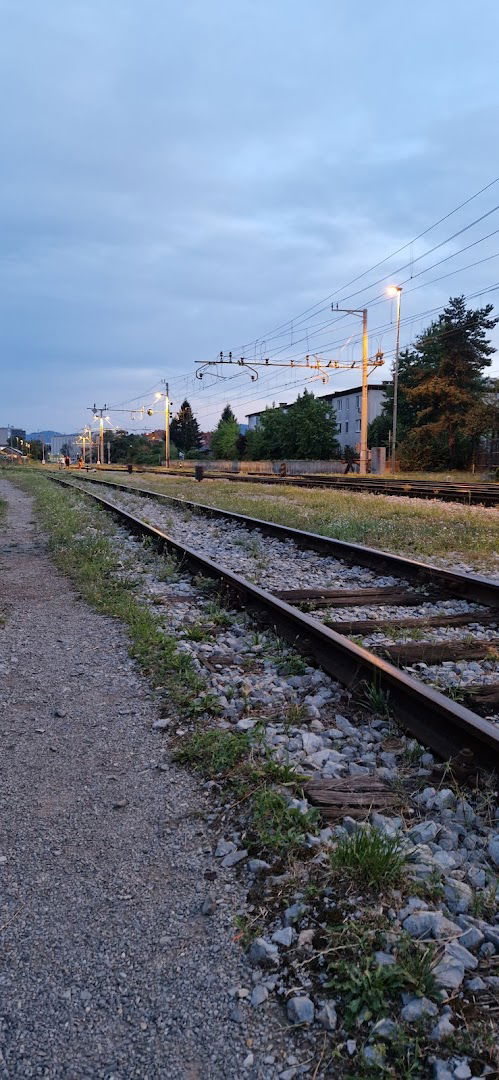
[[80, 483, 499, 705]]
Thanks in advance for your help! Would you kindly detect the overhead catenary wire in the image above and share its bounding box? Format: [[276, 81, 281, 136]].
[[233, 174, 499, 353], [94, 179, 499, 432]]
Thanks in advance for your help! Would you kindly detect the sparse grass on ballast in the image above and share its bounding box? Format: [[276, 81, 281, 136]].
[[248, 789, 320, 858], [325, 917, 437, 1032], [111, 472, 499, 573], [173, 728, 251, 775], [174, 726, 318, 859], [330, 827, 407, 890]]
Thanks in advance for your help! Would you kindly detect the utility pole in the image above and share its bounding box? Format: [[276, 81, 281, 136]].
[[90, 404, 108, 466], [332, 306, 371, 476], [388, 286, 403, 475], [163, 380, 170, 468], [360, 308, 368, 476]]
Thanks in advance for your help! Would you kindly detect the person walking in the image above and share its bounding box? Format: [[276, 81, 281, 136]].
[[64, 455, 70, 469]]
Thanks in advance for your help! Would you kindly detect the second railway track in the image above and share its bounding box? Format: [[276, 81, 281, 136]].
[[51, 473, 499, 769]]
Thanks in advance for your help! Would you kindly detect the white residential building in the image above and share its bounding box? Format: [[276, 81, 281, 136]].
[[246, 384, 387, 454]]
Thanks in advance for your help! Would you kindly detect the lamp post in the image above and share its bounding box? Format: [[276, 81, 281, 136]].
[[154, 382, 170, 468], [387, 286, 402, 474]]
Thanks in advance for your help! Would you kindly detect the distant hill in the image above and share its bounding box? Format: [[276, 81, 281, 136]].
[[27, 430, 62, 443]]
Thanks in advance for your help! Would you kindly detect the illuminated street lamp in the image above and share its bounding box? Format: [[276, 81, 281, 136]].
[[387, 285, 402, 473]]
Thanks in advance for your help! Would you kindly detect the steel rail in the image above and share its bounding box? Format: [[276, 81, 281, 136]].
[[51, 475, 499, 768], [67, 473, 499, 608]]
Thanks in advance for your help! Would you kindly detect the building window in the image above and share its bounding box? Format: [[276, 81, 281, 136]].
[[345, 421, 349, 433], [345, 398, 349, 411], [356, 395, 360, 410], [336, 398, 343, 411], [355, 419, 361, 432], [338, 423, 342, 434]]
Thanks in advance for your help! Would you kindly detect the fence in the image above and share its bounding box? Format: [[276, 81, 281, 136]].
[[194, 459, 347, 475]]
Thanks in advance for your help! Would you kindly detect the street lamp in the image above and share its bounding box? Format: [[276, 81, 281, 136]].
[[387, 285, 402, 474], [154, 386, 170, 468]]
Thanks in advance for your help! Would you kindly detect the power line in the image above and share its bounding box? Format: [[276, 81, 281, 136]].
[[233, 174, 499, 352]]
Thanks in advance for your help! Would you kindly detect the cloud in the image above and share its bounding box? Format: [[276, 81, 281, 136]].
[[1, 0, 499, 431]]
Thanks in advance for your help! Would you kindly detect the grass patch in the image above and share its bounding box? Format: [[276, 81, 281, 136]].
[[173, 728, 250, 775], [330, 827, 407, 890], [248, 789, 320, 858]]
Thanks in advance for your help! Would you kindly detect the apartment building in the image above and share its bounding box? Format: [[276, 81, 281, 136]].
[[246, 384, 387, 453]]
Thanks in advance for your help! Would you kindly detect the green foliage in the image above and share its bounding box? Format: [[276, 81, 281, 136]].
[[173, 728, 250, 775], [108, 428, 164, 466], [326, 919, 437, 1032], [220, 404, 237, 424], [185, 622, 211, 641], [248, 789, 319, 857], [211, 408, 240, 459], [360, 681, 393, 719], [246, 390, 340, 460], [276, 654, 308, 676], [28, 439, 44, 461], [170, 399, 202, 453], [330, 827, 407, 890]]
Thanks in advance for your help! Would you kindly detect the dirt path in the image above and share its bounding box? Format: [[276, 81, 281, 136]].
[[0, 478, 278, 1078]]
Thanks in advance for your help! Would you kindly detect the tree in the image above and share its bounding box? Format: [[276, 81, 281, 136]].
[[28, 439, 43, 461], [402, 296, 498, 468], [245, 406, 289, 460], [211, 404, 240, 459], [367, 348, 422, 449], [245, 391, 340, 460], [281, 390, 340, 459], [369, 297, 498, 469], [107, 430, 163, 466], [169, 400, 201, 453]]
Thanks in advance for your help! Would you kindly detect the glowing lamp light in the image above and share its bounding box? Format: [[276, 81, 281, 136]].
[[386, 285, 402, 297]]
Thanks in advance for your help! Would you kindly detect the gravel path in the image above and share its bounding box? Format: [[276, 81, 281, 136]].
[[0, 478, 290, 1079]]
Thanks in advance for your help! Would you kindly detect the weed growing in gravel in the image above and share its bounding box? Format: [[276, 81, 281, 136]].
[[470, 883, 497, 920], [203, 600, 234, 627], [325, 919, 437, 1032], [156, 554, 180, 582], [173, 729, 251, 775], [330, 827, 407, 890], [283, 703, 308, 728], [276, 654, 308, 676], [248, 789, 319, 858], [359, 680, 393, 720], [185, 622, 211, 642]]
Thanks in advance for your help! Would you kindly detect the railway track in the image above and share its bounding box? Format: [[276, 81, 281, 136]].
[[51, 473, 499, 769], [87, 465, 499, 507]]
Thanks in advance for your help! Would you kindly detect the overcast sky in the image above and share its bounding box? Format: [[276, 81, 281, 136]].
[[2, 0, 499, 435]]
